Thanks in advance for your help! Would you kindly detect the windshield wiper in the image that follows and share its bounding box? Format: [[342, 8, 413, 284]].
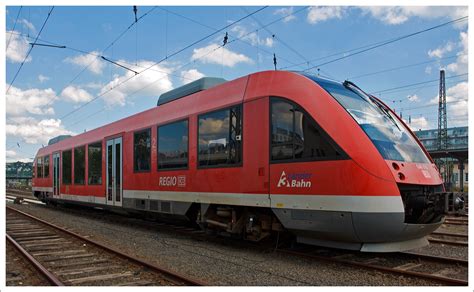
[[343, 80, 401, 131]]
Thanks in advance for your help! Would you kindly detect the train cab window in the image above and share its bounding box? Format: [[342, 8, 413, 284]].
[[88, 142, 102, 185], [62, 150, 72, 184], [44, 155, 50, 178], [134, 128, 151, 172], [198, 105, 242, 167], [37, 157, 43, 178], [74, 146, 86, 185], [271, 97, 343, 162], [158, 120, 188, 170]]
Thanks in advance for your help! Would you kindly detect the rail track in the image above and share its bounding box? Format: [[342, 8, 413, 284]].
[[278, 246, 467, 286], [7, 198, 468, 286], [6, 206, 205, 286]]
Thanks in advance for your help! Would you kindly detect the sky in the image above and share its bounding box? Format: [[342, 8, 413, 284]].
[[5, 5, 469, 162]]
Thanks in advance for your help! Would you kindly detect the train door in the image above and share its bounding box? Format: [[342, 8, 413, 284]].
[[53, 152, 60, 198], [106, 137, 123, 207]]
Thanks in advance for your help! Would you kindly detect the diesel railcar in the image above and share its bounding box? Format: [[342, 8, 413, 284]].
[[32, 70, 463, 252]]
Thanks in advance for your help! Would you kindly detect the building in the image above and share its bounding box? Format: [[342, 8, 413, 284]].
[[415, 126, 468, 191]]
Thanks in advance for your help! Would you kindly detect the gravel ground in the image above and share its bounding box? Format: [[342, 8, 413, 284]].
[[410, 223, 468, 260], [6, 202, 454, 286], [6, 240, 51, 286]]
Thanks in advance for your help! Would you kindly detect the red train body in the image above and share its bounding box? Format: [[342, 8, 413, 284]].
[[32, 71, 456, 252]]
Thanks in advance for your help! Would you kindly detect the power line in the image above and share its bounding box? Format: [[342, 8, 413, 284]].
[[370, 73, 468, 95], [58, 6, 268, 121], [6, 6, 55, 94], [158, 6, 306, 69], [6, 6, 23, 50], [300, 15, 468, 71], [347, 54, 462, 80]]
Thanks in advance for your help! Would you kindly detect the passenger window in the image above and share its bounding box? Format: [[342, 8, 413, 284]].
[[37, 157, 43, 178], [62, 150, 72, 184], [44, 155, 50, 178], [134, 128, 151, 172], [158, 120, 188, 170], [74, 146, 86, 184], [88, 142, 102, 185], [198, 105, 242, 167], [271, 97, 343, 161]]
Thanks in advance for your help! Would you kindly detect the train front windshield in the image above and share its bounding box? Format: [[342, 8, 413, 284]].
[[308, 76, 430, 163]]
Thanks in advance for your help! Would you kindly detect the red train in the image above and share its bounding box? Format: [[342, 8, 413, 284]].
[[32, 70, 463, 252]]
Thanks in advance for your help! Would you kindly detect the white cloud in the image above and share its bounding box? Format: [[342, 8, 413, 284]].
[[6, 30, 31, 63], [38, 74, 49, 83], [6, 85, 56, 116], [428, 81, 468, 127], [307, 6, 347, 24], [407, 116, 429, 131], [61, 86, 94, 103], [446, 31, 468, 74], [6, 117, 74, 144], [20, 19, 35, 33], [425, 66, 432, 74], [274, 7, 296, 23], [100, 60, 173, 107], [428, 42, 454, 58], [191, 43, 253, 67], [360, 6, 468, 26], [180, 69, 205, 85], [231, 25, 274, 48], [407, 94, 419, 102], [5, 150, 32, 163], [65, 51, 105, 74]]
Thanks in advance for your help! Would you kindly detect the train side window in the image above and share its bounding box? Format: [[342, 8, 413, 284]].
[[37, 157, 43, 178], [198, 105, 242, 167], [271, 97, 343, 162], [88, 142, 102, 185], [134, 128, 151, 172], [44, 155, 50, 178], [62, 150, 72, 184], [74, 146, 86, 185], [158, 119, 188, 170]]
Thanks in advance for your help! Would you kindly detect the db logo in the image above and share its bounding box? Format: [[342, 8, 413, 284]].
[[277, 171, 289, 187], [277, 171, 312, 188]]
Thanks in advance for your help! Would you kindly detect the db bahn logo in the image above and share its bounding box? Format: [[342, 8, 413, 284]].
[[159, 175, 186, 187], [277, 171, 312, 188]]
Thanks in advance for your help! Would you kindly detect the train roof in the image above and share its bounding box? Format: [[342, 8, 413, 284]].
[[157, 77, 227, 106], [35, 70, 340, 157]]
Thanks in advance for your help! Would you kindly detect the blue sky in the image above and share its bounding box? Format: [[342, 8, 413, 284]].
[[5, 6, 469, 162]]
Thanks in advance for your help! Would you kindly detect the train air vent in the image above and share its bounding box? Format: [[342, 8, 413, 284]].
[[135, 199, 146, 210], [157, 77, 227, 106], [160, 201, 171, 213], [149, 200, 159, 211], [48, 135, 72, 145]]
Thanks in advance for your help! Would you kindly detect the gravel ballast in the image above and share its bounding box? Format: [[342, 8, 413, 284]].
[[6, 202, 462, 286]]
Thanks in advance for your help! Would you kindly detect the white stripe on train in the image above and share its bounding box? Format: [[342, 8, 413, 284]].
[[34, 187, 404, 213]]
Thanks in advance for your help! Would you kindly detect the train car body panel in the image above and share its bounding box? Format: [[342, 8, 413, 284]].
[[32, 70, 457, 252]]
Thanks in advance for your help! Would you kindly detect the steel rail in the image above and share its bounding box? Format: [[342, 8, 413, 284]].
[[401, 251, 468, 265], [278, 249, 467, 286], [6, 233, 64, 286], [428, 238, 468, 247], [6, 206, 206, 286]]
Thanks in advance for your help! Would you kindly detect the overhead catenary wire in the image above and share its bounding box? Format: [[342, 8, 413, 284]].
[[157, 6, 307, 69], [57, 6, 269, 121], [6, 6, 55, 94], [6, 6, 23, 50], [347, 54, 463, 80], [279, 15, 468, 72], [370, 73, 468, 95]]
